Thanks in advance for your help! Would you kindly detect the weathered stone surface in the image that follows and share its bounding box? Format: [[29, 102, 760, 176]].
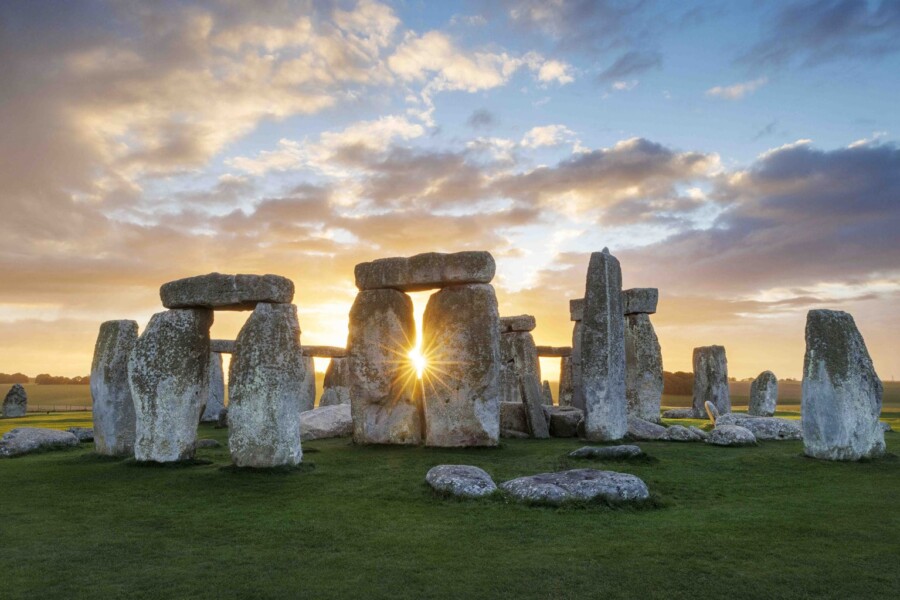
[[802, 310, 885, 461], [228, 303, 304, 467], [319, 357, 351, 407], [716, 414, 801, 441], [569, 299, 584, 322], [500, 401, 528, 434], [299, 355, 316, 413], [499, 331, 548, 438], [541, 380, 553, 405], [692, 345, 730, 417], [67, 427, 94, 442], [426, 465, 497, 498], [581, 249, 627, 442], [707, 425, 757, 446], [625, 313, 663, 424], [200, 352, 225, 423], [749, 371, 778, 417], [664, 424, 703, 442], [500, 314, 536, 333], [300, 403, 352, 441], [2, 384, 27, 418], [501, 429, 530, 439], [197, 439, 221, 449], [348, 289, 421, 445], [704, 400, 720, 423], [535, 346, 572, 357], [423, 284, 501, 446], [622, 288, 658, 315], [569, 445, 643, 459], [517, 357, 550, 439], [627, 416, 668, 440], [210, 339, 235, 353], [500, 469, 650, 505], [689, 426, 710, 440], [303, 345, 347, 358], [0, 428, 78, 457], [543, 405, 583, 437], [661, 408, 695, 419], [500, 332, 542, 393], [355, 251, 495, 292], [215, 408, 228, 429], [129, 309, 212, 462], [558, 357, 573, 407], [161, 273, 294, 310], [570, 321, 585, 411], [882, 422, 893, 432], [91, 320, 137, 455]]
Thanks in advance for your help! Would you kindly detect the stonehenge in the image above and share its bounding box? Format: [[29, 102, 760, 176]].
[[90, 320, 138, 454], [692, 345, 730, 417], [749, 371, 778, 417], [354, 251, 495, 292], [2, 383, 28, 418], [200, 352, 226, 423], [161, 273, 294, 310], [499, 314, 548, 438]]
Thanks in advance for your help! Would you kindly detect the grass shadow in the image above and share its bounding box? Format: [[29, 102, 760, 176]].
[[124, 458, 214, 468], [219, 462, 316, 476]]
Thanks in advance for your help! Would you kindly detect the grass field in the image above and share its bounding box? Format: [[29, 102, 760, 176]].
[[1, 414, 898, 599]]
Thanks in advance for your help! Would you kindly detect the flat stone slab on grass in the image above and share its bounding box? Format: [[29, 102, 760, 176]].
[[426, 465, 497, 498], [661, 408, 697, 419], [67, 427, 94, 442], [0, 428, 79, 457], [161, 273, 294, 311], [501, 469, 649, 505], [664, 425, 703, 442], [716, 414, 801, 441], [707, 425, 757, 447], [569, 445, 643, 459], [355, 251, 495, 292], [627, 416, 667, 440], [301, 404, 352, 441]]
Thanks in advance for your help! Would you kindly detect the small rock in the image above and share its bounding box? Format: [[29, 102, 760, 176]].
[[881, 422, 892, 432], [426, 465, 497, 498], [569, 445, 643, 459], [627, 416, 667, 440], [688, 426, 709, 440], [500, 469, 650, 505], [543, 405, 583, 438], [2, 384, 28, 418], [0, 428, 79, 457], [664, 425, 702, 442], [300, 404, 352, 441], [67, 427, 94, 442], [707, 425, 757, 447], [197, 439, 221, 449]]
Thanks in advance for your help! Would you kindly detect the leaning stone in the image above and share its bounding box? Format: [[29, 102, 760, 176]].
[[558, 356, 573, 407], [581, 249, 627, 442], [517, 358, 550, 439], [300, 404, 352, 441], [627, 416, 667, 440], [802, 310, 884, 461], [67, 427, 94, 442], [500, 469, 649, 505], [569, 299, 584, 322], [569, 445, 643, 459], [716, 414, 801, 441], [161, 273, 294, 311], [500, 314, 536, 333], [749, 371, 778, 417], [426, 465, 497, 498], [0, 428, 79, 457], [704, 400, 720, 423], [318, 357, 350, 407], [499, 331, 548, 438], [90, 320, 138, 455], [129, 309, 212, 463], [541, 380, 553, 405], [692, 345, 730, 417], [707, 425, 757, 447], [200, 352, 225, 423], [348, 289, 422, 445], [423, 284, 501, 446], [355, 251, 495, 292], [302, 345, 347, 358], [228, 303, 305, 468], [543, 405, 583, 438], [500, 401, 528, 434], [210, 339, 235, 354], [625, 313, 663, 423], [2, 384, 28, 418], [689, 426, 710, 440], [299, 354, 316, 413], [197, 439, 221, 449], [664, 424, 702, 442], [536, 346, 572, 357], [622, 288, 658, 315], [661, 408, 695, 419]]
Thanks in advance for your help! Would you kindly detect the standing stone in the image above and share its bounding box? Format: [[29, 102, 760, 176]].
[[749, 371, 778, 417], [319, 357, 351, 407], [228, 303, 305, 467], [542, 380, 553, 405], [692, 346, 730, 417], [802, 310, 884, 461], [581, 249, 627, 442], [348, 289, 421, 445], [570, 321, 585, 411], [200, 352, 226, 423], [2, 384, 28, 418], [499, 326, 548, 438], [624, 313, 663, 423], [558, 356, 573, 407], [91, 320, 138, 454], [129, 309, 212, 462], [299, 354, 316, 412], [422, 284, 500, 447]]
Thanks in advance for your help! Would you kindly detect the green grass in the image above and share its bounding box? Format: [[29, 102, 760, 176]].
[[1, 417, 898, 599]]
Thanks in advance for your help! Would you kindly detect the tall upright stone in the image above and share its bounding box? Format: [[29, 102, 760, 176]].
[[749, 371, 778, 417], [692, 346, 730, 417], [319, 357, 351, 407], [228, 303, 305, 467], [299, 354, 316, 412], [570, 320, 585, 411], [91, 320, 138, 454], [541, 380, 553, 405], [802, 310, 884, 461], [581, 249, 626, 442], [348, 289, 421, 445], [624, 313, 663, 423], [422, 284, 500, 446], [129, 309, 212, 462], [200, 352, 225, 423], [558, 356, 573, 407], [2, 384, 28, 418]]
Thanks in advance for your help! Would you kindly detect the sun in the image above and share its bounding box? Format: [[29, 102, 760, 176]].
[[408, 347, 427, 379]]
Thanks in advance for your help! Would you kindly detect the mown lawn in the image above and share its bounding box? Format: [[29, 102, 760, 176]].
[[0, 415, 898, 600]]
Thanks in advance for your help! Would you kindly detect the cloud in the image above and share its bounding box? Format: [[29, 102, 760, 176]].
[[520, 125, 576, 148], [706, 77, 768, 100], [597, 50, 662, 82], [467, 109, 497, 129]]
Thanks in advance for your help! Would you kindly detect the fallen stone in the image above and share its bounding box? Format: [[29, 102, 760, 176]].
[[501, 429, 530, 439], [543, 405, 583, 438], [2, 384, 28, 418], [90, 320, 138, 455], [622, 288, 658, 315], [129, 308, 212, 462], [704, 400, 720, 423], [426, 465, 497, 498], [664, 424, 702, 442], [67, 427, 94, 442], [228, 303, 305, 468], [0, 428, 79, 457], [422, 284, 501, 446], [161, 273, 294, 311], [661, 408, 695, 419], [749, 371, 778, 417], [197, 439, 221, 449], [535, 346, 572, 357], [301, 404, 352, 441], [802, 310, 884, 461], [318, 357, 350, 407], [300, 354, 316, 413], [348, 289, 422, 445], [692, 345, 730, 417], [355, 251, 495, 292], [625, 313, 663, 423], [500, 401, 528, 434], [500, 469, 649, 505], [569, 445, 643, 459], [716, 414, 801, 441], [500, 314, 536, 333], [558, 356, 573, 407], [627, 416, 667, 440], [200, 352, 225, 423], [707, 425, 757, 447], [569, 299, 584, 322], [302, 345, 347, 358], [210, 339, 235, 354], [689, 426, 710, 440]]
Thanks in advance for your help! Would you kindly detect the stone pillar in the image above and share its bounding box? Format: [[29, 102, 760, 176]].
[[422, 284, 500, 447], [200, 352, 225, 423], [569, 299, 585, 411], [802, 310, 884, 461], [749, 371, 778, 417], [558, 356, 573, 407], [228, 302, 305, 468], [581, 249, 627, 442], [691, 345, 730, 417], [299, 354, 316, 412], [129, 309, 212, 462], [348, 289, 421, 445], [498, 317, 548, 438], [319, 357, 351, 407], [2, 384, 28, 418], [541, 380, 553, 405], [624, 313, 663, 423]]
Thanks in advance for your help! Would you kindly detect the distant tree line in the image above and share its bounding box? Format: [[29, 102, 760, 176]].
[[0, 372, 30, 384], [34, 374, 90, 385], [663, 371, 693, 395]]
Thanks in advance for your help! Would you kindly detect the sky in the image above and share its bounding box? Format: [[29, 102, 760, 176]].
[[1, 0, 898, 382]]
